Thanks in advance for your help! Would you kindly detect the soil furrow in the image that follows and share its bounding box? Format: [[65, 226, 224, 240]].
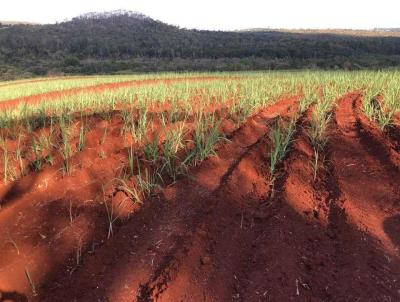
[[137, 137, 270, 302], [325, 93, 400, 300], [229, 95, 400, 301], [230, 106, 334, 301], [354, 98, 400, 171], [2, 86, 399, 302], [144, 101, 303, 302], [35, 96, 300, 302]]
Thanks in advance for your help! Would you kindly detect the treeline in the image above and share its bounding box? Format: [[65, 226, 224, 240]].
[[1, 11, 400, 80]]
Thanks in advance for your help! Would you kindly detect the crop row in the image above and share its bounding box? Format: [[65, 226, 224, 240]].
[[0, 71, 398, 193]]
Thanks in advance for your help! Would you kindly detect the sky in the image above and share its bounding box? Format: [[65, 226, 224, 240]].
[[1, 0, 399, 30]]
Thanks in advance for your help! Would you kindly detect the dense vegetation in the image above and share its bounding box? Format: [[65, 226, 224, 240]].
[[1, 10, 400, 80]]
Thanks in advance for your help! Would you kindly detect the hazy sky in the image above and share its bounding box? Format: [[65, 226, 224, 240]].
[[1, 0, 399, 30]]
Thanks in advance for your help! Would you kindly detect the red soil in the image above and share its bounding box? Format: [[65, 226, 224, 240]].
[[385, 113, 400, 153], [0, 93, 399, 301], [394, 112, 400, 125], [0, 76, 230, 111]]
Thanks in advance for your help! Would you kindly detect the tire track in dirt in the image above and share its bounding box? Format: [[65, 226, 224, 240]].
[[0, 76, 231, 111], [37, 96, 300, 302]]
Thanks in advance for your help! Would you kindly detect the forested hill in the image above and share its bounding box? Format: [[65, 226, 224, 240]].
[[1, 10, 400, 80]]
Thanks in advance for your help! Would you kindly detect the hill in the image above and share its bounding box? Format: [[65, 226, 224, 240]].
[[0, 20, 40, 26], [1, 10, 400, 80], [240, 28, 400, 37]]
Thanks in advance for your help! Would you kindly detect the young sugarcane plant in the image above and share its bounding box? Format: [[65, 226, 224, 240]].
[[100, 126, 108, 145], [307, 97, 333, 180], [135, 157, 161, 195], [363, 89, 394, 130], [127, 145, 136, 177], [160, 124, 186, 182], [363, 89, 380, 121], [114, 178, 143, 205], [308, 109, 332, 151], [16, 133, 26, 176], [376, 109, 394, 130], [24, 266, 38, 296], [30, 138, 43, 172], [0, 136, 9, 183], [310, 148, 321, 181], [143, 134, 160, 163], [102, 186, 118, 239], [77, 113, 87, 152], [132, 108, 148, 143], [269, 118, 296, 185], [59, 115, 72, 175], [186, 114, 228, 165]]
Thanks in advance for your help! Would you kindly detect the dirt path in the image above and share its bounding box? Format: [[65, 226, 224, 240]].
[[0, 76, 228, 111]]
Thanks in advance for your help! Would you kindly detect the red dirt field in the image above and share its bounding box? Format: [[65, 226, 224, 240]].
[[0, 76, 230, 111], [0, 93, 399, 302]]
